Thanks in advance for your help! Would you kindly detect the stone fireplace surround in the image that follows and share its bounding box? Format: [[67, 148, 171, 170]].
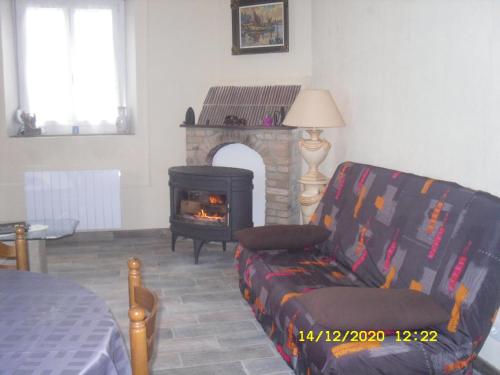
[[185, 126, 301, 225]]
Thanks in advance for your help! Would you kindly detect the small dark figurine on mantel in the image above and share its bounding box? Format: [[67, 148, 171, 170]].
[[274, 106, 287, 126], [184, 107, 195, 125], [273, 111, 280, 127], [271, 106, 287, 127], [223, 115, 247, 127], [280, 106, 286, 124]]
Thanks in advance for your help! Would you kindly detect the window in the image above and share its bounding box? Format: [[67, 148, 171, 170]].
[[14, 0, 127, 135]]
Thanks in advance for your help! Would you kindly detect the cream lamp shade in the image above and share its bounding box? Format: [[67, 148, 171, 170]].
[[282, 89, 345, 129]]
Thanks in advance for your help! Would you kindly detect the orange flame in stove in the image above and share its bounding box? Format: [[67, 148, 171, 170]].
[[209, 195, 223, 204], [195, 209, 224, 222]]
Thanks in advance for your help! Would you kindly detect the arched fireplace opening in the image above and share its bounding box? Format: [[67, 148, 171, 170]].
[[212, 143, 265, 226]]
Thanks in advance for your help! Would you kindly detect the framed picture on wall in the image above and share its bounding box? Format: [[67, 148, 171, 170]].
[[231, 0, 289, 55]]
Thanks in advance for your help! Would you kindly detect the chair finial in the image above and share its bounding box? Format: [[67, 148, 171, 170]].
[[15, 225, 26, 238], [128, 257, 141, 270], [129, 307, 145, 322]]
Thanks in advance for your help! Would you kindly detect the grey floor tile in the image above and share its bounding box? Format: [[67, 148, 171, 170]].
[[153, 277, 197, 288], [151, 352, 183, 371], [173, 320, 257, 339], [159, 313, 199, 328], [46, 231, 291, 375], [180, 345, 275, 367], [153, 362, 247, 375], [197, 309, 255, 323], [158, 327, 174, 340], [160, 284, 239, 298], [217, 330, 270, 349], [243, 357, 294, 375], [180, 290, 242, 303], [157, 336, 221, 353], [163, 300, 245, 315]]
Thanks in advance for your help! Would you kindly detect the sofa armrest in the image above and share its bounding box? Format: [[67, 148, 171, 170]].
[[235, 225, 330, 251]]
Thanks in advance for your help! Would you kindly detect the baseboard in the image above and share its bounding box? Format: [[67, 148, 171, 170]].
[[49, 228, 169, 244]]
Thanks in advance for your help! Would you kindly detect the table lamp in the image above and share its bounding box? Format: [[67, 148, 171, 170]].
[[283, 89, 345, 223]]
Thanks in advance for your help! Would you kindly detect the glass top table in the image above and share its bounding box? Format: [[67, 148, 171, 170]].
[[0, 219, 79, 241], [0, 219, 79, 273]]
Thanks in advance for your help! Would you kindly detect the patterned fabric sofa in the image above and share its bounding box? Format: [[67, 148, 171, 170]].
[[235, 162, 500, 375]]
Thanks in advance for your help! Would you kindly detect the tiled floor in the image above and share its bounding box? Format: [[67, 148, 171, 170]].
[[46, 229, 293, 375], [45, 229, 493, 375]]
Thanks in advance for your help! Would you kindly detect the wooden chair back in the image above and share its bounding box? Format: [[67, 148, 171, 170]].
[[128, 257, 159, 375], [0, 226, 29, 271]]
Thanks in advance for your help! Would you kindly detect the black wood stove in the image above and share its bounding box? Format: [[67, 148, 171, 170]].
[[169, 166, 253, 263]]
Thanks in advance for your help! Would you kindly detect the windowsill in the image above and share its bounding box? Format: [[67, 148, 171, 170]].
[[10, 132, 135, 138], [8, 122, 134, 137]]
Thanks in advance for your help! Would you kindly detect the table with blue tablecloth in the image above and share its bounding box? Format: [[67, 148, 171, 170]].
[[0, 270, 131, 375]]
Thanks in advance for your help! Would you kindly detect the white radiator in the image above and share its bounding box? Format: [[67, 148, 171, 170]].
[[24, 170, 121, 231]]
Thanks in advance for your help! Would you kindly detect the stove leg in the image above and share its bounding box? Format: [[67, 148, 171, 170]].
[[193, 239, 204, 264], [171, 233, 178, 252], [222, 241, 227, 252]]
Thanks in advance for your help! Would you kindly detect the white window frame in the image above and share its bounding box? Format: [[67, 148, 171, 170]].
[[13, 0, 127, 135]]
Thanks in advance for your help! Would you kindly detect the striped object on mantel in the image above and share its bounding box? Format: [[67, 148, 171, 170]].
[[24, 170, 121, 231], [197, 85, 301, 127]]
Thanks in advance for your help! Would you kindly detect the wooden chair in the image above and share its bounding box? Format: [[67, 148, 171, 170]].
[[128, 257, 159, 375], [0, 225, 29, 271]]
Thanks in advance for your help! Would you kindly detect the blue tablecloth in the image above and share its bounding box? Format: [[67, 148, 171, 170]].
[[0, 270, 131, 375]]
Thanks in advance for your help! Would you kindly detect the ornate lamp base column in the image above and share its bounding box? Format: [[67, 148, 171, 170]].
[[299, 181, 325, 223], [298, 128, 330, 223]]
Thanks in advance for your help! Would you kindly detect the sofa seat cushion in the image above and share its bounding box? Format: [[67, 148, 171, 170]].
[[295, 286, 449, 331], [237, 245, 467, 374], [235, 225, 331, 251], [235, 245, 366, 329]]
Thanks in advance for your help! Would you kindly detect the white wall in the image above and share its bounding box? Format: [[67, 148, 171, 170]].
[[0, 0, 312, 228], [312, 0, 500, 199], [311, 0, 500, 366]]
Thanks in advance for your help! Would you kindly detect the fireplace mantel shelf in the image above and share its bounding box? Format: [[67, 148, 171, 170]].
[[181, 124, 297, 130]]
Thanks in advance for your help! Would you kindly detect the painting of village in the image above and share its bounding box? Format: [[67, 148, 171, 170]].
[[239, 2, 285, 49]]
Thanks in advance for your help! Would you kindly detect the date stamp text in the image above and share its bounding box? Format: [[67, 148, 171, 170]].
[[298, 330, 439, 343]]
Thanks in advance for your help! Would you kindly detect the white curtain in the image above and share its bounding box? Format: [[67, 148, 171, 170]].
[[14, 0, 126, 133]]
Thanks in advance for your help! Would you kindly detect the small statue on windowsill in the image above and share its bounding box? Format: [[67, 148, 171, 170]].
[[116, 106, 129, 134], [17, 111, 41, 136]]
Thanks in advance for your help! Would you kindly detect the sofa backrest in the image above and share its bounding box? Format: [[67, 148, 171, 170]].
[[311, 162, 500, 350]]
